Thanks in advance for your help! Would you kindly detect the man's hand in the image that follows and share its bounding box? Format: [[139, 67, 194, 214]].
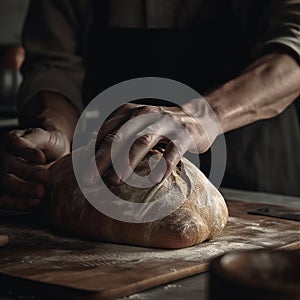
[[83, 100, 221, 186], [0, 127, 70, 209], [0, 90, 80, 210]]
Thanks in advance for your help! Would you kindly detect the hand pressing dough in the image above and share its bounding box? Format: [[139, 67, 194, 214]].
[[43, 149, 228, 249]]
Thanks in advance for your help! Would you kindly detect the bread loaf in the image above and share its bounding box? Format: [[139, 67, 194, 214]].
[[43, 149, 228, 249]]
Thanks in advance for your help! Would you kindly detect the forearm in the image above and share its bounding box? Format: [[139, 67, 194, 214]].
[[18, 0, 88, 133], [203, 52, 300, 133], [19, 91, 79, 144]]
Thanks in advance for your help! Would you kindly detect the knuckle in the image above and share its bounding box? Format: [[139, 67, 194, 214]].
[[47, 131, 60, 149], [122, 102, 131, 109], [104, 132, 122, 144], [31, 127, 44, 135], [136, 105, 155, 115], [5, 130, 22, 146], [8, 129, 22, 138], [183, 122, 195, 132], [6, 130, 29, 148], [136, 134, 153, 145], [121, 102, 134, 111]]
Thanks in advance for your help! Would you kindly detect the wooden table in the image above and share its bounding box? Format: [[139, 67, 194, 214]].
[[0, 188, 299, 300], [117, 188, 300, 300]]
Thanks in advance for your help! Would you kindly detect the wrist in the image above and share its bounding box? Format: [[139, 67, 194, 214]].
[[182, 97, 224, 140], [19, 91, 79, 143], [203, 88, 233, 133]]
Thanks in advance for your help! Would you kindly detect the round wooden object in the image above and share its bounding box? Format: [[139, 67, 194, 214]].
[[209, 250, 300, 300]]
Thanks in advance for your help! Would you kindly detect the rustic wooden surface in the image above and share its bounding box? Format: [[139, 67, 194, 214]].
[[0, 200, 300, 300]]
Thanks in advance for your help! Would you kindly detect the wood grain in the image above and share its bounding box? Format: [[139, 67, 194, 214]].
[[0, 200, 300, 299]]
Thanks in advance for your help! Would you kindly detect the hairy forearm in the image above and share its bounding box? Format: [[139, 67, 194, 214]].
[[204, 52, 300, 133], [19, 91, 79, 143]]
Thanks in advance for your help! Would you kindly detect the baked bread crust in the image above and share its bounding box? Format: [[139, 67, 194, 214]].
[[43, 149, 228, 249]]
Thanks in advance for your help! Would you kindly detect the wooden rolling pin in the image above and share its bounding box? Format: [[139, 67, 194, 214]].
[[0, 235, 9, 247]]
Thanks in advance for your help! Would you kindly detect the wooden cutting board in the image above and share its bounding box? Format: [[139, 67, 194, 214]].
[[0, 200, 300, 300]]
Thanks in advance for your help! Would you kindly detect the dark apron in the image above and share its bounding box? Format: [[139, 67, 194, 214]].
[[83, 1, 300, 196]]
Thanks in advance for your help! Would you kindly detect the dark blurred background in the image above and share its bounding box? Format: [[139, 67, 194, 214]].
[[0, 0, 29, 133]]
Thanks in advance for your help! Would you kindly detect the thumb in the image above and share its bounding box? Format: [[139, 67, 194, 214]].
[[7, 128, 68, 164], [28, 129, 69, 162]]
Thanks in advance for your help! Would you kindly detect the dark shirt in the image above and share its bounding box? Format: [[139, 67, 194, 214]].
[[18, 0, 300, 196]]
